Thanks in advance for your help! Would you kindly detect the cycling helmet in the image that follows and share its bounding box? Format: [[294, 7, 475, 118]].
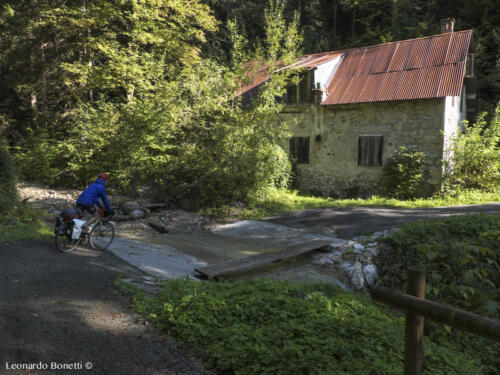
[[98, 173, 110, 182]]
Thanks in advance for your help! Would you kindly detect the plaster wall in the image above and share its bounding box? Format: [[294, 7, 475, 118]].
[[281, 99, 447, 196], [443, 94, 464, 170], [313, 56, 343, 90]]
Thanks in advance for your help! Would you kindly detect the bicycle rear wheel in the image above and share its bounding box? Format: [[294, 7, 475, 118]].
[[89, 221, 115, 250], [55, 233, 80, 253]]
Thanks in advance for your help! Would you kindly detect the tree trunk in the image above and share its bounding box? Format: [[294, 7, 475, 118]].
[[391, 0, 397, 34], [332, 0, 338, 49], [351, 7, 356, 40]]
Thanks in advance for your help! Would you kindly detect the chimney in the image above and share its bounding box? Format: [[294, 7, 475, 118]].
[[441, 19, 455, 33]]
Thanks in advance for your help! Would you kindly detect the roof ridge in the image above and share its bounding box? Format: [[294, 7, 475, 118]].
[[302, 30, 473, 58]]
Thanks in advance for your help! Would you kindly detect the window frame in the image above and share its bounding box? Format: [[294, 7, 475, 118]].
[[357, 135, 384, 167], [289, 136, 310, 164], [285, 70, 314, 105]]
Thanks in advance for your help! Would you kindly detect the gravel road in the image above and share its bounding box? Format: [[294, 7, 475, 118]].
[[265, 203, 500, 238], [0, 240, 210, 375]]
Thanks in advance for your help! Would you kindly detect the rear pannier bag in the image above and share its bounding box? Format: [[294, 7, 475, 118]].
[[61, 208, 82, 220]]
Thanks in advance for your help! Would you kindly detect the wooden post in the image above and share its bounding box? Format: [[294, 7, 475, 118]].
[[405, 267, 425, 375]]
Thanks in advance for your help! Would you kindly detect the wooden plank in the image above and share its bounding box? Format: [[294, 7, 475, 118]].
[[195, 239, 332, 279], [370, 286, 500, 342]]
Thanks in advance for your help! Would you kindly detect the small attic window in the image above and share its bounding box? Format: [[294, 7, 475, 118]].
[[285, 71, 314, 105]]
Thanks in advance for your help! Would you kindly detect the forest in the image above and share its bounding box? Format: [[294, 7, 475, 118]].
[[0, 0, 499, 206]]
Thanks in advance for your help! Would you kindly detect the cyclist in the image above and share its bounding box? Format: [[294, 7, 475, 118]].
[[76, 173, 114, 232]]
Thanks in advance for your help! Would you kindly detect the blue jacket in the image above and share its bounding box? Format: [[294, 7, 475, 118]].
[[76, 179, 111, 211]]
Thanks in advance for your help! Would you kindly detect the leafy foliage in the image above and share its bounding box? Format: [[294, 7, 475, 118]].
[[118, 278, 485, 375], [378, 214, 500, 316], [0, 141, 50, 243], [2, 0, 300, 206], [380, 146, 430, 199], [0, 139, 18, 210], [377, 214, 500, 373], [444, 104, 500, 190]]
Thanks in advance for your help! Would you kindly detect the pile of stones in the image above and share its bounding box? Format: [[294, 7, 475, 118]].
[[316, 229, 397, 290]]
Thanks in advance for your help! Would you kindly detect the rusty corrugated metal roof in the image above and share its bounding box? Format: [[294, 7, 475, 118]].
[[236, 64, 270, 97], [321, 30, 472, 105], [238, 52, 343, 96], [289, 52, 343, 69]]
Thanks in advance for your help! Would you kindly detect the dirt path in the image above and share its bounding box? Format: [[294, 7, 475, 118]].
[[0, 240, 210, 375], [265, 203, 500, 238]]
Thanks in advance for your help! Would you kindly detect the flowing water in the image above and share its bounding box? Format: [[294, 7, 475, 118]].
[[113, 223, 348, 287]]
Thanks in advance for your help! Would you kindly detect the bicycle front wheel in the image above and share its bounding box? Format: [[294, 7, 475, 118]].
[[89, 221, 115, 250]]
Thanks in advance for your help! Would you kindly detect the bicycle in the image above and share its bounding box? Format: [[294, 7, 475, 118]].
[[55, 207, 115, 253]]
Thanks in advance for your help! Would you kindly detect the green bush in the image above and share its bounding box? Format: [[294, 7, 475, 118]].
[[377, 214, 500, 373], [444, 103, 500, 190], [119, 278, 485, 375], [380, 146, 429, 199], [0, 140, 18, 210], [378, 214, 500, 317]]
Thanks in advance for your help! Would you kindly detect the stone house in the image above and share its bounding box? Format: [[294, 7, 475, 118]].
[[241, 23, 474, 197]]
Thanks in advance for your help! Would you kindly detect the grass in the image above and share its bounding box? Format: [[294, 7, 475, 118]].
[[203, 188, 500, 220], [0, 203, 52, 244]]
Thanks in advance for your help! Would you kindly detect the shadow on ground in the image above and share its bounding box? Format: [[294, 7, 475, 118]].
[[0, 240, 210, 375]]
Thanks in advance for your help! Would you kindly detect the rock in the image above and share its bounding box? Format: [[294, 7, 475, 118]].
[[366, 242, 378, 247], [113, 214, 132, 222], [330, 240, 355, 249], [363, 265, 379, 286], [358, 252, 373, 264], [340, 261, 364, 290], [372, 231, 384, 239], [129, 209, 145, 219], [349, 261, 365, 290], [353, 235, 370, 242], [353, 243, 365, 252], [122, 201, 141, 214], [143, 203, 167, 210], [148, 219, 169, 233], [366, 246, 379, 256], [317, 252, 342, 265]]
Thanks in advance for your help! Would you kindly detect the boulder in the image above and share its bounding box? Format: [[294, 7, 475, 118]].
[[122, 201, 141, 214], [353, 243, 365, 252], [363, 265, 379, 286], [129, 209, 145, 219], [340, 261, 364, 290]]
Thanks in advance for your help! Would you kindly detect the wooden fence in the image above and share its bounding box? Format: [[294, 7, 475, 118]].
[[369, 267, 500, 375]]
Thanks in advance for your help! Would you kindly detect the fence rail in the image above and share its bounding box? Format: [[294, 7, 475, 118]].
[[369, 267, 500, 375]]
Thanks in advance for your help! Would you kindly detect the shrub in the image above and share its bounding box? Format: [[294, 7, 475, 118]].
[[380, 146, 429, 199], [120, 278, 485, 375], [0, 140, 18, 210], [444, 103, 500, 190], [377, 214, 500, 373]]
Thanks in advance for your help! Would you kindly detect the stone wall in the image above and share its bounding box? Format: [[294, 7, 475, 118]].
[[281, 98, 448, 197]]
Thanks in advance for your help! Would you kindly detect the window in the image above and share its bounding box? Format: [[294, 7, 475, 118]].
[[358, 136, 383, 166], [289, 137, 310, 164], [285, 71, 313, 105]]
